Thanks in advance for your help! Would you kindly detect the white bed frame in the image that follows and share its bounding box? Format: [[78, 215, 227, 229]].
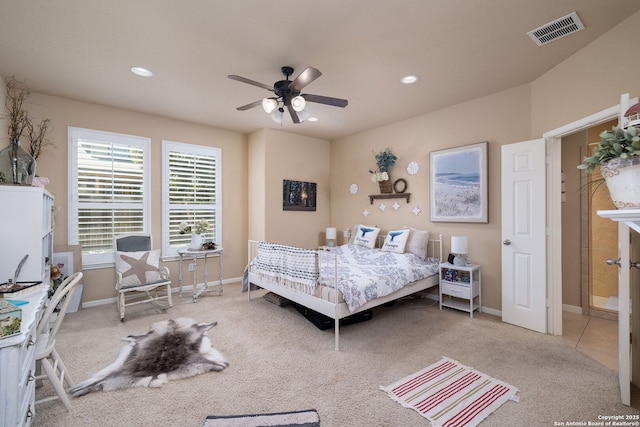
[[247, 234, 442, 350]]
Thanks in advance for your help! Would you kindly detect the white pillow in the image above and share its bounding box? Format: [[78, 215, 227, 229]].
[[349, 223, 376, 244], [404, 227, 430, 259], [381, 229, 411, 253], [116, 249, 162, 287], [352, 225, 380, 249]]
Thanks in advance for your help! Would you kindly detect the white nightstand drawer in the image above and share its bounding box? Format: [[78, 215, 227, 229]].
[[441, 281, 477, 299]]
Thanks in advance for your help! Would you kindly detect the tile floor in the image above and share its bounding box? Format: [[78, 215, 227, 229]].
[[558, 310, 618, 370]]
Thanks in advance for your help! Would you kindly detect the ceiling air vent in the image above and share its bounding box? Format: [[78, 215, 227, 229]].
[[527, 12, 585, 46]]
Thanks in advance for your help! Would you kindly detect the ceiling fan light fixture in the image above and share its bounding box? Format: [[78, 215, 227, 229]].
[[270, 108, 284, 123], [262, 98, 278, 114], [291, 95, 306, 112]]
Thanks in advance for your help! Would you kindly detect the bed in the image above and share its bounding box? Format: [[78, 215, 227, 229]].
[[246, 226, 442, 350]]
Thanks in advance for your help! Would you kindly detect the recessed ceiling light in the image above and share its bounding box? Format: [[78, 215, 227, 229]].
[[131, 66, 153, 77], [400, 74, 419, 84], [307, 117, 319, 122]]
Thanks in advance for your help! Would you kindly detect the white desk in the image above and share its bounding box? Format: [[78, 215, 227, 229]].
[[0, 287, 48, 427], [177, 248, 223, 302]]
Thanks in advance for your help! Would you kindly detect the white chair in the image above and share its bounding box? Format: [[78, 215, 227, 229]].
[[114, 233, 173, 321], [35, 272, 83, 411]]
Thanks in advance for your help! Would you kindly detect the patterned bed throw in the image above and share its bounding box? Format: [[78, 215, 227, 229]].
[[256, 242, 318, 292], [319, 244, 439, 312]]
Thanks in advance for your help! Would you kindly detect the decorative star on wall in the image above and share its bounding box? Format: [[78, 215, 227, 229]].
[[412, 206, 422, 216], [392, 201, 401, 211], [379, 203, 387, 212], [362, 209, 370, 217]]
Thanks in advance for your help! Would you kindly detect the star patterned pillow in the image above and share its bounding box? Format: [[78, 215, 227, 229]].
[[115, 249, 162, 287]]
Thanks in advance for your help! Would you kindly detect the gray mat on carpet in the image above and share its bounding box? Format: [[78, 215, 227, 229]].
[[203, 409, 320, 427]]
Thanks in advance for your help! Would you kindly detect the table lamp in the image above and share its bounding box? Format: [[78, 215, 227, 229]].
[[451, 236, 468, 266], [326, 227, 337, 247]]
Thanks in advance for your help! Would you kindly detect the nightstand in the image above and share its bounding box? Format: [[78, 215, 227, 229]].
[[439, 262, 481, 317], [317, 245, 334, 251]]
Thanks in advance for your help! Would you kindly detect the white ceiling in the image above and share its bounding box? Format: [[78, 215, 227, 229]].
[[1, 1, 639, 141]]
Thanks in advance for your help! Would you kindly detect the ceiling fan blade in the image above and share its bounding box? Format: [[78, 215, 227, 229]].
[[236, 100, 263, 111], [290, 67, 322, 91], [287, 104, 301, 124], [227, 74, 274, 91], [302, 93, 348, 108]]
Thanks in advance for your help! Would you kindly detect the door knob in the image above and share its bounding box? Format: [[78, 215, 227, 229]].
[[606, 258, 621, 266], [503, 239, 511, 246]]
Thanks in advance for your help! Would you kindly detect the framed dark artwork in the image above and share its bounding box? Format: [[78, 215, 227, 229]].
[[283, 180, 317, 211], [430, 141, 488, 223]]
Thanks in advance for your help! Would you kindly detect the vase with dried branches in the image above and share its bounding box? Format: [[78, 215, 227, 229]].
[[0, 77, 53, 185]]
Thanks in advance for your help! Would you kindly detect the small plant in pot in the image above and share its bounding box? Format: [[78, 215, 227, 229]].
[[577, 124, 640, 209], [369, 148, 397, 193]]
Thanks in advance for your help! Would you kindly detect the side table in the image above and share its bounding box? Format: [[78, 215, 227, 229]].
[[439, 262, 481, 318], [177, 247, 223, 302]]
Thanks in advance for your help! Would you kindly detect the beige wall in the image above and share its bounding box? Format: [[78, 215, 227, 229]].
[[249, 128, 330, 249], [21, 93, 248, 303], [531, 11, 640, 137], [331, 85, 532, 310], [3, 10, 639, 312], [330, 10, 640, 312]]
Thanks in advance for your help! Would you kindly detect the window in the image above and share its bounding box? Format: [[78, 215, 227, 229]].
[[162, 140, 221, 258], [68, 127, 150, 268]]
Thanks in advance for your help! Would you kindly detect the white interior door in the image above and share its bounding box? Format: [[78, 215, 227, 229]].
[[501, 139, 547, 333]]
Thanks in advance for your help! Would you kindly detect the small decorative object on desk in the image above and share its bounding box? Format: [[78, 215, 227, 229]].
[[201, 241, 217, 250], [369, 148, 397, 194], [49, 262, 66, 297]]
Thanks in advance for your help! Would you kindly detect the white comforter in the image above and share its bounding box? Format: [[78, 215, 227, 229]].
[[318, 244, 440, 312]]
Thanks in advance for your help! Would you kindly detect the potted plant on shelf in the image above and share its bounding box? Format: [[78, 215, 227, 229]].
[[369, 148, 397, 193], [578, 124, 640, 209]]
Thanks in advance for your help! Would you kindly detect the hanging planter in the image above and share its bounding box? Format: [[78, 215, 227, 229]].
[[599, 156, 640, 209]]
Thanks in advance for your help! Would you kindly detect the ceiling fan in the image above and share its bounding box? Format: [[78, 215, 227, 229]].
[[227, 66, 348, 124]]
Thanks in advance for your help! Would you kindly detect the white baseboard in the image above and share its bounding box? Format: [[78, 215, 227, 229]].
[[562, 304, 583, 314], [81, 276, 242, 309]]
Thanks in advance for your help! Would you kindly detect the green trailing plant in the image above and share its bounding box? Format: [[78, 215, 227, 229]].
[[577, 125, 640, 174]]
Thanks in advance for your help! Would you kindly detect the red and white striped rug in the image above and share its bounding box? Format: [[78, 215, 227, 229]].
[[381, 357, 519, 427]]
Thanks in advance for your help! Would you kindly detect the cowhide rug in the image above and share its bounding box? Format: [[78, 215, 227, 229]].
[[69, 317, 229, 397]]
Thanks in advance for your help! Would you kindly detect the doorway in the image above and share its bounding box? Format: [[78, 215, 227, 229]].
[[561, 120, 618, 321]]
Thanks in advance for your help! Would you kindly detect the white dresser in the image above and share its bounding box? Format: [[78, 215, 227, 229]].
[[0, 288, 48, 427], [0, 186, 54, 426]]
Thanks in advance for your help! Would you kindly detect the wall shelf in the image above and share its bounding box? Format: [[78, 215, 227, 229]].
[[368, 193, 411, 205]]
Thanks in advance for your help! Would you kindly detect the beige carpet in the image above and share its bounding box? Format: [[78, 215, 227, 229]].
[[35, 283, 639, 427]]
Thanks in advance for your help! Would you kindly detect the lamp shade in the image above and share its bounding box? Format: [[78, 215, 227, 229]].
[[291, 95, 306, 112], [451, 236, 468, 254], [326, 227, 337, 239], [262, 98, 278, 114]]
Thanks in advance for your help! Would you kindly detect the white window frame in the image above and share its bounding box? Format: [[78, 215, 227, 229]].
[[68, 126, 151, 268], [162, 140, 221, 259]]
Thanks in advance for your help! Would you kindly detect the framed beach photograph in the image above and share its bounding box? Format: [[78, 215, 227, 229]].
[[430, 142, 488, 223]]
